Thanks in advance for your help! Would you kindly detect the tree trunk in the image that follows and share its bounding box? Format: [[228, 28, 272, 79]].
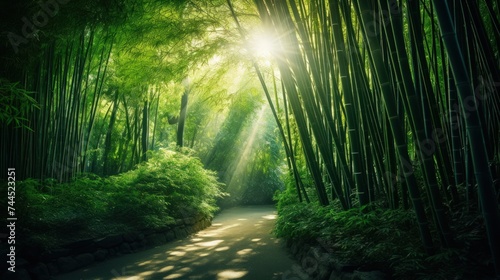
[[432, 0, 500, 275], [177, 89, 189, 147], [354, 0, 434, 254], [141, 100, 149, 161], [103, 90, 119, 175]]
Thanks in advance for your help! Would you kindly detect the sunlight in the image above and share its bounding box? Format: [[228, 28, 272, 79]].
[[262, 214, 277, 220], [163, 267, 193, 279], [137, 271, 154, 278], [170, 251, 187, 256], [209, 54, 222, 65], [195, 239, 224, 247], [217, 270, 248, 279], [159, 265, 175, 273], [236, 248, 253, 255], [215, 246, 230, 251], [185, 246, 200, 252], [138, 260, 152, 266], [226, 106, 267, 195], [205, 223, 240, 235], [164, 273, 185, 279], [248, 30, 278, 61]]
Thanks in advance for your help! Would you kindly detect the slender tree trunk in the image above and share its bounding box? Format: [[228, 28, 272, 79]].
[[354, 0, 434, 253], [141, 100, 149, 161], [151, 89, 160, 150], [119, 95, 132, 173], [330, 0, 368, 205], [229, 0, 311, 204], [177, 89, 189, 147], [432, 0, 500, 275], [382, 0, 454, 247], [103, 90, 119, 175]]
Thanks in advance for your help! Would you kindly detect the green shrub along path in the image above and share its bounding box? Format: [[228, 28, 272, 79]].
[[55, 205, 302, 280], [13, 148, 224, 251]]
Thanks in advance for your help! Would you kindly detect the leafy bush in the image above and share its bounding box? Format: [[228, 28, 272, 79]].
[[273, 188, 492, 279], [15, 148, 224, 250], [15, 176, 110, 248], [108, 148, 225, 225], [274, 176, 302, 212]]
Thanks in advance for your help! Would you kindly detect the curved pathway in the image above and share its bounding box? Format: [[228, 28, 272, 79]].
[[55, 205, 305, 280]]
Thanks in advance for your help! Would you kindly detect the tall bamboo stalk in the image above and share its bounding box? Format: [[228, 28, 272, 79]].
[[431, 0, 500, 275], [329, 0, 368, 205], [353, 0, 434, 253]]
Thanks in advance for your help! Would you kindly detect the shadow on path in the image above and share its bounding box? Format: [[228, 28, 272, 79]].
[[55, 205, 303, 280]]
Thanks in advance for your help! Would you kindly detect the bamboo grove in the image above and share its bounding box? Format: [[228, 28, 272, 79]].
[[229, 0, 500, 275], [1, 0, 500, 277], [1, 1, 283, 202], [1, 0, 230, 181]]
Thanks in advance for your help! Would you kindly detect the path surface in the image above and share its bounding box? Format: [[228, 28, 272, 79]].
[[55, 205, 304, 280]]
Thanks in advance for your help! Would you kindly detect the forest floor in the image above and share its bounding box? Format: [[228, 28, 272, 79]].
[[55, 205, 304, 280]]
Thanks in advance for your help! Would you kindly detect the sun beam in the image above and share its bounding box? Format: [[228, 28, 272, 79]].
[[225, 106, 267, 194], [248, 30, 278, 61]]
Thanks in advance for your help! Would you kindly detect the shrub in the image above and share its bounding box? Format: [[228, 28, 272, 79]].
[[108, 148, 225, 227], [14, 148, 224, 250], [16, 176, 109, 248], [273, 189, 490, 279]]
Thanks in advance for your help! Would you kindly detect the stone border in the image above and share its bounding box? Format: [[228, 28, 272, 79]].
[[284, 239, 389, 280], [3, 215, 212, 280]]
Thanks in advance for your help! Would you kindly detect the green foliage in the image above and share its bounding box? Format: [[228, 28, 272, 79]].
[[274, 178, 301, 212], [15, 149, 224, 250], [240, 112, 285, 205], [16, 176, 110, 248], [111, 147, 225, 219], [0, 78, 39, 130], [242, 168, 283, 205], [203, 87, 263, 169], [274, 189, 492, 279], [201, 85, 287, 207]]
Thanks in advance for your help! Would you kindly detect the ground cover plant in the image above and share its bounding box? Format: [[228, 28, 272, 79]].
[[274, 187, 493, 279], [11, 148, 224, 250]]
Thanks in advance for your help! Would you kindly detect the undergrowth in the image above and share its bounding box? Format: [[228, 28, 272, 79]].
[[274, 190, 492, 279], [12, 148, 225, 250]]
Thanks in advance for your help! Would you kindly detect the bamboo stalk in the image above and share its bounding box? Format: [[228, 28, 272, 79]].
[[353, 0, 434, 253], [431, 0, 500, 275]]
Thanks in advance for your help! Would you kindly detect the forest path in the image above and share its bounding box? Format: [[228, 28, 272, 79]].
[[55, 205, 304, 280]]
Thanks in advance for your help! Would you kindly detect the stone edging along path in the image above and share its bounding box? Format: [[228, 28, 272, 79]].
[[283, 238, 388, 280], [2, 215, 212, 280]]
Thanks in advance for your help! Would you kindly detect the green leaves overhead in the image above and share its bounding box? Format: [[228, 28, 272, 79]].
[[108, 0, 230, 87]]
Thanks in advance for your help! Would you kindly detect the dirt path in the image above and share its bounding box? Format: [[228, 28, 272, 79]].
[[55, 205, 304, 280]]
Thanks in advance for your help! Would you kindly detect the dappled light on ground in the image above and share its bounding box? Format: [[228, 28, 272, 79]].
[[217, 270, 248, 279], [262, 214, 277, 220], [56, 206, 299, 280]]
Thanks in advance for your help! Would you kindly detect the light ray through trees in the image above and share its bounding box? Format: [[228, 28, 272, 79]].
[[225, 105, 267, 198]]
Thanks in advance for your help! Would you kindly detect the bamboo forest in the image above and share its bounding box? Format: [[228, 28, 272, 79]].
[[1, 0, 499, 279]]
